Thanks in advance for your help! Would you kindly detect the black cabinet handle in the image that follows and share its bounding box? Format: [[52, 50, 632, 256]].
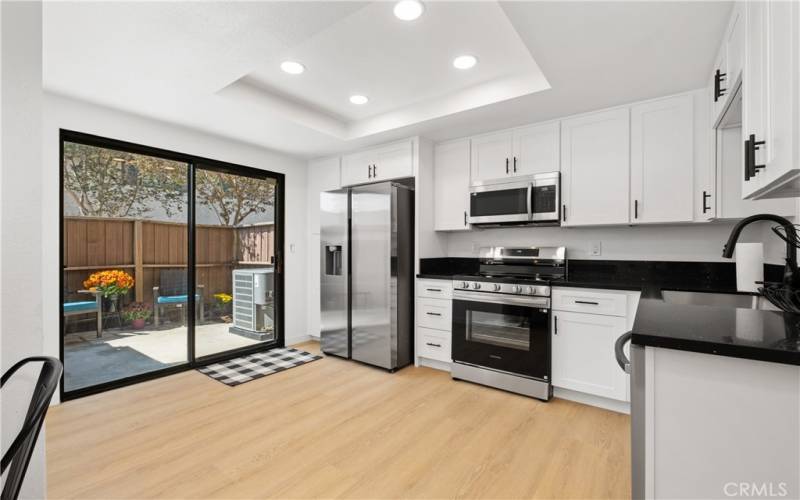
[[554, 315, 558, 335], [575, 300, 600, 305], [426, 312, 442, 316], [426, 342, 442, 348], [714, 69, 727, 102], [744, 138, 752, 181], [745, 134, 766, 180], [634, 199, 639, 219], [505, 157, 509, 174], [702, 190, 711, 213], [562, 204, 566, 222], [464, 210, 467, 226], [426, 288, 442, 292], [513, 156, 517, 173]]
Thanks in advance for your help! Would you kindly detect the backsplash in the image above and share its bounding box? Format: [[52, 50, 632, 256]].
[[444, 221, 787, 264]]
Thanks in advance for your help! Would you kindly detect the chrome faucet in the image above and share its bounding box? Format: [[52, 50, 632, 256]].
[[722, 214, 799, 288]]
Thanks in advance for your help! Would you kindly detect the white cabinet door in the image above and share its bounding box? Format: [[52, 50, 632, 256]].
[[726, 4, 744, 89], [470, 131, 514, 182], [341, 151, 372, 187], [630, 94, 694, 224], [434, 139, 471, 231], [750, 0, 797, 192], [742, 0, 770, 197], [512, 121, 560, 176], [373, 140, 413, 182], [560, 108, 630, 226], [552, 310, 628, 401]]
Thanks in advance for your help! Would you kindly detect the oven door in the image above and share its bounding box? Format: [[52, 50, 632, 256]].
[[452, 292, 550, 380], [468, 180, 532, 224], [531, 173, 560, 222]]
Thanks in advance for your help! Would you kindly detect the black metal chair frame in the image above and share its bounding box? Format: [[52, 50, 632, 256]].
[[1, 356, 62, 500]]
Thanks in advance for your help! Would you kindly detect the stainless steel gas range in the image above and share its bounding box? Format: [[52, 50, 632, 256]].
[[450, 246, 566, 401]]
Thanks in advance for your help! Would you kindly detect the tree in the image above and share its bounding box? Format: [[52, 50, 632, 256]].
[[63, 142, 186, 218], [195, 170, 275, 226]]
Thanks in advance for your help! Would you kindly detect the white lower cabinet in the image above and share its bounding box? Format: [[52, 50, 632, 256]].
[[415, 279, 452, 368], [551, 287, 639, 405], [552, 310, 628, 401]]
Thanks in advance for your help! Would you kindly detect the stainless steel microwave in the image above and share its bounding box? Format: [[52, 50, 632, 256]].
[[467, 172, 560, 226]]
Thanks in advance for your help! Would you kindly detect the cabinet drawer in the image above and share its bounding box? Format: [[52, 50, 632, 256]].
[[417, 298, 452, 331], [418, 327, 451, 362], [417, 279, 453, 299], [552, 288, 628, 317]]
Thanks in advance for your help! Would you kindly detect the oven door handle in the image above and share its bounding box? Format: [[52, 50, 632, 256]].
[[527, 182, 533, 221], [453, 291, 549, 308]]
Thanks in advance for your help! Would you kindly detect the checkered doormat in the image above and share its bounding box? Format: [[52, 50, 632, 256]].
[[197, 347, 322, 386]]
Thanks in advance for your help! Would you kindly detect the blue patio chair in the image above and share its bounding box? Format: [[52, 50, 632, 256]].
[[153, 269, 204, 327], [63, 291, 102, 338]]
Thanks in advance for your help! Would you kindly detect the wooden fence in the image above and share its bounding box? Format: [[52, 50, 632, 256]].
[[63, 217, 274, 306]]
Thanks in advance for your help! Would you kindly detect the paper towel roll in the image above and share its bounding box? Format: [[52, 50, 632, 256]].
[[735, 243, 764, 293]]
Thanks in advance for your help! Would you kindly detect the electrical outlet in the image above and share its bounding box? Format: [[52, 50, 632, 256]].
[[590, 241, 602, 256]]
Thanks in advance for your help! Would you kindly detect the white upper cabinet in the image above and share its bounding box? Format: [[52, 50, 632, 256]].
[[741, 0, 800, 199], [561, 108, 631, 226], [470, 131, 514, 182], [711, 3, 744, 126], [511, 121, 560, 176], [434, 139, 471, 231], [341, 140, 414, 187], [630, 94, 694, 224], [470, 122, 560, 183]]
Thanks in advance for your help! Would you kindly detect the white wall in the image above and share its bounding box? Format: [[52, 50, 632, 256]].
[[1, 2, 47, 498], [42, 93, 310, 400], [305, 157, 341, 339], [446, 221, 786, 264]]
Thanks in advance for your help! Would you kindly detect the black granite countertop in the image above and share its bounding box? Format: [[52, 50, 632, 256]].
[[631, 299, 800, 365]]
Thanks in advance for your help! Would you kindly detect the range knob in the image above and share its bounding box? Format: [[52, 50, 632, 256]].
[[524, 286, 534, 295], [493, 283, 501, 291], [471, 282, 481, 290], [459, 281, 469, 289], [511, 285, 521, 294]]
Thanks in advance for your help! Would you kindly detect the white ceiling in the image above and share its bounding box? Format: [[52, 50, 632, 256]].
[[43, 1, 732, 160]]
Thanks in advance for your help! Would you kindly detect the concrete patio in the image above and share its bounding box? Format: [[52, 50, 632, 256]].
[[63, 322, 262, 391]]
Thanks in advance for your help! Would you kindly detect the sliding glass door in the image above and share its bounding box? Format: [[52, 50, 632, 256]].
[[193, 165, 279, 360], [60, 131, 283, 399]]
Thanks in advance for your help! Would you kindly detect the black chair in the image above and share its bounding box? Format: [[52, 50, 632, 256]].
[[1, 357, 62, 500]]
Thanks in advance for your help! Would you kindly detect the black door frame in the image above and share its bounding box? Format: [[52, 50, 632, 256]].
[[59, 129, 286, 401]]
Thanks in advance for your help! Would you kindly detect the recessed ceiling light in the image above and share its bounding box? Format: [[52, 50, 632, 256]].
[[453, 55, 478, 70], [280, 61, 305, 75], [393, 0, 424, 21], [349, 95, 369, 105]]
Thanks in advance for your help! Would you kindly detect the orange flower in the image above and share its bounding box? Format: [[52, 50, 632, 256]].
[[83, 270, 134, 297]]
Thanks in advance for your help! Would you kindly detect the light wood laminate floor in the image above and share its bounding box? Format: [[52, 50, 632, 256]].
[[47, 341, 631, 499]]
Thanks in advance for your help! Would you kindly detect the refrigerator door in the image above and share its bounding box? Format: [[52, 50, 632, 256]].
[[350, 183, 393, 368], [320, 189, 349, 358]]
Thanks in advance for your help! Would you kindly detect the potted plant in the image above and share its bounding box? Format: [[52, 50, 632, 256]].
[[122, 302, 152, 330], [213, 292, 233, 322]]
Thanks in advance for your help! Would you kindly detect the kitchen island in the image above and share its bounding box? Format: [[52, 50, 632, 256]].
[[628, 300, 800, 500]]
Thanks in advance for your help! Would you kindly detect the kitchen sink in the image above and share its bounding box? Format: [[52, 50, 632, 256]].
[[660, 290, 778, 310]]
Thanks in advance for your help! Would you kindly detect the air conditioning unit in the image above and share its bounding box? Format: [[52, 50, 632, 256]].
[[230, 268, 275, 341]]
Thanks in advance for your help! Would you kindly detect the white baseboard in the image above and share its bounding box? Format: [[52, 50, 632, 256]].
[[417, 357, 451, 372], [286, 334, 316, 347], [553, 387, 630, 414]]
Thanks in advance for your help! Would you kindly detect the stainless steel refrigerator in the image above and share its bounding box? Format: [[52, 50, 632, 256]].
[[320, 181, 414, 370]]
